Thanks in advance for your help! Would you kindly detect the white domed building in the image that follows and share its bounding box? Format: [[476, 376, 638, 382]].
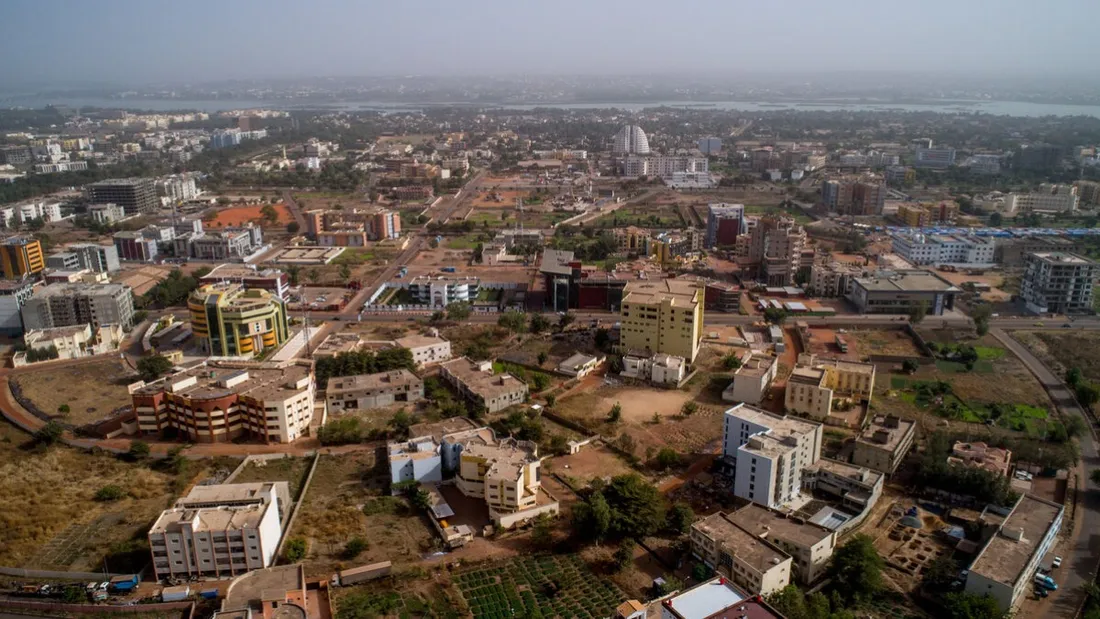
[[613, 124, 651, 155]]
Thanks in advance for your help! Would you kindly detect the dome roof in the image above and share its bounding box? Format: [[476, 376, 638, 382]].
[[614, 125, 650, 155]]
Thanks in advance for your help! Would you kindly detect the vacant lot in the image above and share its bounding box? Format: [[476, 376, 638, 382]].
[[0, 422, 191, 571], [289, 450, 435, 579], [848, 328, 923, 358], [544, 443, 635, 486], [593, 204, 683, 228], [13, 359, 136, 427], [453, 554, 625, 619], [230, 456, 313, 501], [1020, 330, 1100, 383]]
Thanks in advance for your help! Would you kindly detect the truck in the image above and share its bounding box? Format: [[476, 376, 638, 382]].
[[109, 574, 141, 593], [441, 266, 457, 273], [160, 584, 190, 602], [330, 561, 393, 587]]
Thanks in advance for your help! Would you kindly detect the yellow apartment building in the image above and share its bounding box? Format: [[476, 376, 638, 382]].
[[456, 439, 541, 513], [0, 236, 44, 279], [785, 353, 875, 422], [620, 279, 704, 361]]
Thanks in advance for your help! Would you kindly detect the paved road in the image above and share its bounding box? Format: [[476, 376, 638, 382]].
[[993, 328, 1100, 616]]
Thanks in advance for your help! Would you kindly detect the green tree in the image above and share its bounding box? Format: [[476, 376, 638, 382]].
[[558, 312, 576, 331], [656, 447, 681, 470], [613, 538, 635, 572], [545, 393, 556, 409], [389, 409, 413, 439], [446, 301, 472, 320], [723, 353, 742, 370], [537, 351, 548, 365], [317, 417, 363, 445], [603, 474, 665, 539], [529, 313, 550, 333], [1077, 383, 1100, 409], [137, 354, 173, 382], [307, 268, 320, 284], [286, 264, 301, 285], [902, 358, 919, 373], [531, 513, 554, 549], [260, 204, 279, 224], [681, 401, 698, 416], [1090, 468, 1100, 487], [573, 491, 612, 542], [908, 301, 928, 325], [665, 502, 694, 534], [829, 534, 884, 603], [411, 488, 432, 510], [1067, 367, 1083, 388], [942, 592, 1004, 619], [338, 263, 352, 283], [922, 553, 958, 591], [989, 212, 1003, 226], [284, 538, 307, 562], [970, 304, 992, 336], [57, 403, 70, 414], [341, 537, 369, 560], [607, 403, 622, 423], [498, 311, 527, 333], [33, 420, 64, 446], [287, 221, 300, 234], [763, 307, 788, 325]]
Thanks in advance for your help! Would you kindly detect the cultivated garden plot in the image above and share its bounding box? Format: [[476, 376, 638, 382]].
[[453, 554, 625, 619]]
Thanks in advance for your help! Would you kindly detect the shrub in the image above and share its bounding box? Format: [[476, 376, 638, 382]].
[[342, 537, 369, 559], [284, 538, 307, 562], [94, 485, 126, 501], [33, 421, 64, 446]]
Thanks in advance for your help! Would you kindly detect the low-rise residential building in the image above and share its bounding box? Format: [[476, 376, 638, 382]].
[[689, 512, 792, 596], [949, 441, 1013, 476], [133, 360, 315, 444], [183, 225, 264, 261], [21, 282, 135, 331], [113, 230, 160, 262], [848, 270, 960, 315], [810, 261, 866, 297], [1020, 252, 1098, 315], [620, 352, 686, 385], [440, 357, 528, 413], [456, 436, 542, 514], [620, 279, 704, 362], [851, 415, 916, 474], [556, 352, 601, 378], [727, 504, 837, 584], [802, 458, 884, 515], [655, 577, 787, 619], [21, 323, 124, 361], [965, 494, 1064, 612], [47, 243, 120, 274], [326, 369, 423, 411], [148, 482, 289, 581], [784, 354, 875, 424], [1010, 184, 1079, 213], [723, 352, 778, 405], [722, 404, 823, 509], [895, 202, 960, 227], [395, 334, 452, 368]]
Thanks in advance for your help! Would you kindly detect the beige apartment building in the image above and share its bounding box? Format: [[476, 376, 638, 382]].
[[440, 357, 528, 413], [726, 504, 837, 584], [456, 438, 542, 513], [851, 415, 916, 474], [395, 334, 452, 368], [690, 511, 792, 595], [785, 354, 875, 424], [620, 279, 704, 362], [326, 369, 424, 412], [745, 216, 807, 286], [148, 482, 289, 581]]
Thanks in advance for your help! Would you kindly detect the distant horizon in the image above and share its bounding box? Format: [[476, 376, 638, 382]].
[[1, 0, 1096, 84]]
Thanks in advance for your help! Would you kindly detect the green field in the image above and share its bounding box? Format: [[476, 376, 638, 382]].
[[453, 554, 625, 619], [335, 588, 458, 619], [445, 234, 484, 249]]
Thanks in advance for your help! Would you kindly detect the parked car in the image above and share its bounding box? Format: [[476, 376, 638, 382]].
[[1053, 556, 1063, 569]]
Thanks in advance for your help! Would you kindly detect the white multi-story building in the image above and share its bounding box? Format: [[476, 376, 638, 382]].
[[148, 482, 289, 581], [890, 234, 996, 266], [405, 276, 479, 308], [1020, 252, 1099, 314], [623, 155, 708, 178], [89, 203, 126, 223], [18, 200, 62, 224], [613, 125, 651, 155], [723, 352, 778, 405], [162, 174, 200, 201], [34, 161, 88, 173], [1010, 184, 1079, 213], [722, 404, 823, 509]]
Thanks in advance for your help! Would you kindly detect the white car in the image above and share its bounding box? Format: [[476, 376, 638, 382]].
[[1053, 556, 1063, 569]]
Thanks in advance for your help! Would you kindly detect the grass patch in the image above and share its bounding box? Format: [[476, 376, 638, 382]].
[[934, 360, 993, 373], [974, 346, 1006, 361], [445, 234, 483, 250], [331, 249, 377, 266]]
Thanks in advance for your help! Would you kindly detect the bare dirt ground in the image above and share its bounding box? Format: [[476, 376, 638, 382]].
[[13, 358, 135, 427], [1016, 330, 1100, 383], [291, 450, 436, 579], [848, 328, 924, 358], [206, 203, 293, 228], [934, 269, 1012, 302], [544, 444, 636, 485]]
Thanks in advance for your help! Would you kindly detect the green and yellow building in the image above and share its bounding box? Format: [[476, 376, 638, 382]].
[[189, 283, 289, 358]]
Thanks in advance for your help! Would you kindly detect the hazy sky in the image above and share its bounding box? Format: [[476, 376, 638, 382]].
[[1, 0, 1095, 84]]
